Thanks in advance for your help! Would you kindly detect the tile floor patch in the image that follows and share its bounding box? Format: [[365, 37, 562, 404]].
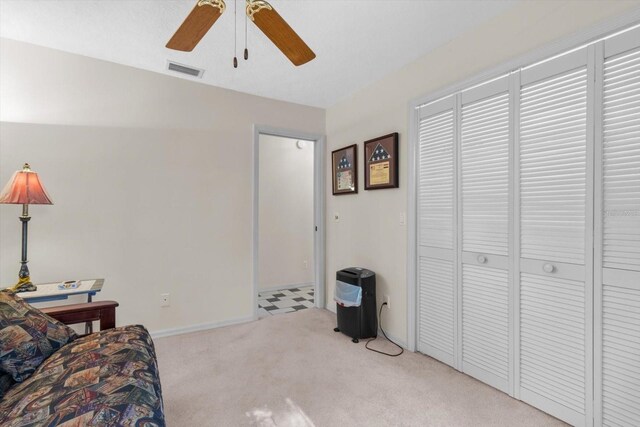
[[258, 286, 314, 317]]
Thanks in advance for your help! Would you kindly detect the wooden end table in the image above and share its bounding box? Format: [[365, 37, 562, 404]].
[[19, 278, 105, 333]]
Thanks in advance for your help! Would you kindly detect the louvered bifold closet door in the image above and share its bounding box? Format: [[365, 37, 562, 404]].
[[417, 96, 457, 366], [517, 47, 594, 427], [595, 28, 640, 427], [459, 76, 512, 393]]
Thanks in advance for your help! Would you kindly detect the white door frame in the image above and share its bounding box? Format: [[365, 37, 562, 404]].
[[252, 125, 326, 320]]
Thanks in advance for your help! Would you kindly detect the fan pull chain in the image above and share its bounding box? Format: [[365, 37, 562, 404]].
[[233, 0, 238, 68], [244, 2, 248, 60]]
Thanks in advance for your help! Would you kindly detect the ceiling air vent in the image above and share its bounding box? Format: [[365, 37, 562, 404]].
[[167, 61, 204, 78]]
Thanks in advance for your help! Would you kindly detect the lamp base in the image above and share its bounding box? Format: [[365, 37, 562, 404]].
[[10, 276, 37, 293]]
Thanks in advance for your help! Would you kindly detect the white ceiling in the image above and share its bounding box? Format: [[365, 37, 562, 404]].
[[0, 0, 517, 108]]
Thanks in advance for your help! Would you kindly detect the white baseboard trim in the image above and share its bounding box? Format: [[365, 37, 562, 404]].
[[258, 282, 315, 293], [150, 315, 254, 339]]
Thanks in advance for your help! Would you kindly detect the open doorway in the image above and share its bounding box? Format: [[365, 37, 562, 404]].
[[252, 127, 325, 320]]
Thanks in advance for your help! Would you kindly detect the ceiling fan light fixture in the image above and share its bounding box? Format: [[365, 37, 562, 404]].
[[198, 0, 226, 13], [246, 0, 272, 21]]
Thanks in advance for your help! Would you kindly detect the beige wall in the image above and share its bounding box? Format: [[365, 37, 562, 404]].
[[258, 135, 314, 291], [0, 38, 324, 334], [324, 0, 640, 344]]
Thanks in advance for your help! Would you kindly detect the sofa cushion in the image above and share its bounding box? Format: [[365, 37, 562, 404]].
[[0, 324, 165, 426], [0, 290, 77, 382], [0, 373, 13, 399]]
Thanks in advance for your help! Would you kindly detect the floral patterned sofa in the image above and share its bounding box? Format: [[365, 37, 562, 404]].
[[0, 290, 165, 426]]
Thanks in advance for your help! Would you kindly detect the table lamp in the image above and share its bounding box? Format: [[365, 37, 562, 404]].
[[0, 163, 53, 292]]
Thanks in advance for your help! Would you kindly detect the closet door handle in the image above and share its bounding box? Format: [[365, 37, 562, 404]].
[[543, 263, 556, 273], [477, 255, 487, 264]]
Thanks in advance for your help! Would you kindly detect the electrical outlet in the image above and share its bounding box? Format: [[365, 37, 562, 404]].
[[384, 294, 390, 310], [161, 293, 170, 307]]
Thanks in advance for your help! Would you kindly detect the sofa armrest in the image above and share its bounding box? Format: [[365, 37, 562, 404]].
[[42, 301, 119, 330]]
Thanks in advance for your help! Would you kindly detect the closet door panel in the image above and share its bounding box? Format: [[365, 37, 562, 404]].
[[520, 273, 586, 418], [460, 79, 511, 392], [518, 47, 592, 426], [419, 103, 456, 251], [417, 98, 457, 366], [519, 65, 588, 265], [461, 90, 510, 257], [418, 257, 455, 364], [597, 30, 640, 427], [461, 264, 509, 392], [602, 44, 640, 272], [601, 282, 640, 427]]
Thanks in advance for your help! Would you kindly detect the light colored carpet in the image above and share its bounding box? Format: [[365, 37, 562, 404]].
[[154, 308, 565, 427]]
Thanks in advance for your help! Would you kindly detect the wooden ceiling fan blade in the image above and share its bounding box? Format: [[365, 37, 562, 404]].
[[247, 1, 315, 66], [166, 0, 226, 52]]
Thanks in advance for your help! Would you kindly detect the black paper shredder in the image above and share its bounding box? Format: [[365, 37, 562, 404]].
[[333, 267, 377, 343]]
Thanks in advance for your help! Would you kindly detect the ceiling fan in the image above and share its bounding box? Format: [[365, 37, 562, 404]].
[[166, 0, 315, 67]]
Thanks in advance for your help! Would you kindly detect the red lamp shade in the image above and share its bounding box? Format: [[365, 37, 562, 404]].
[[0, 163, 53, 205]]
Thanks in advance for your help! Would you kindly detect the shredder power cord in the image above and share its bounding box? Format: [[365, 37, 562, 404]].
[[365, 302, 404, 357]]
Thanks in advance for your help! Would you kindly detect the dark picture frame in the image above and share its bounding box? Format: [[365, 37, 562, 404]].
[[331, 144, 358, 195], [364, 132, 399, 190]]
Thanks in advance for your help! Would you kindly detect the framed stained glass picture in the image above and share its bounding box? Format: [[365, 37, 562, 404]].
[[364, 132, 399, 190], [332, 144, 358, 195]]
